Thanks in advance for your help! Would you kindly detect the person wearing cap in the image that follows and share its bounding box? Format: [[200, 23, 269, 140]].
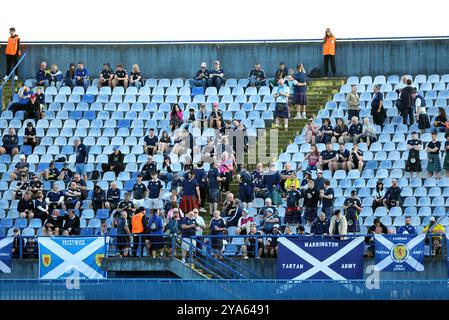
[[64, 63, 76, 87], [383, 179, 402, 209], [261, 207, 280, 234], [207, 60, 224, 91], [131, 206, 149, 257], [9, 154, 29, 181], [29, 174, 43, 198], [209, 102, 223, 130], [372, 180, 386, 211], [265, 223, 282, 258], [398, 217, 417, 235], [319, 142, 337, 172], [73, 137, 89, 181], [98, 62, 114, 88], [58, 162, 74, 182], [422, 217, 446, 255], [300, 170, 313, 189], [112, 63, 128, 89], [23, 121, 37, 152], [329, 210, 348, 240], [426, 131, 442, 178], [285, 180, 302, 227], [406, 131, 422, 178], [303, 179, 320, 225], [320, 179, 334, 218], [343, 190, 362, 233], [247, 63, 266, 88], [73, 61, 90, 88], [311, 212, 330, 236], [101, 146, 125, 177], [189, 62, 209, 91], [129, 64, 143, 89]]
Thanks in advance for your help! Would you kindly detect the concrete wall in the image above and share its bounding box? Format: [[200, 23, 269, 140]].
[[3, 39, 449, 80]]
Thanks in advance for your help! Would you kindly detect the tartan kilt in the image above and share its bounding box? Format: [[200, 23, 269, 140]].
[[180, 195, 199, 213], [284, 207, 302, 224], [444, 153, 449, 171], [427, 153, 442, 173]]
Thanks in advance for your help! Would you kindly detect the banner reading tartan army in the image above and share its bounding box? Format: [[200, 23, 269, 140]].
[[277, 237, 365, 280], [374, 234, 425, 272], [0, 237, 13, 273], [39, 237, 109, 279]]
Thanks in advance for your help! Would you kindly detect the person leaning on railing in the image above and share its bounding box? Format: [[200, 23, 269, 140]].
[[422, 217, 446, 256]]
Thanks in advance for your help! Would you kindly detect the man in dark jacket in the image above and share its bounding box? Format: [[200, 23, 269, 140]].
[[63, 209, 80, 235], [399, 79, 414, 125], [101, 146, 125, 177], [311, 212, 330, 236]]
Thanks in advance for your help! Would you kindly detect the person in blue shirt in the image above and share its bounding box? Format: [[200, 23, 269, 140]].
[[398, 217, 417, 235], [273, 77, 291, 130], [144, 128, 158, 156], [335, 142, 350, 172], [73, 61, 90, 88], [346, 116, 363, 143], [180, 171, 201, 213], [207, 60, 224, 91], [262, 165, 282, 205], [319, 142, 337, 172], [209, 210, 227, 257], [189, 62, 209, 91], [147, 171, 163, 212], [247, 63, 266, 88], [132, 174, 147, 207], [317, 118, 333, 144], [0, 127, 19, 156], [36, 61, 51, 87], [383, 179, 402, 209], [180, 210, 198, 263], [105, 181, 121, 211], [73, 138, 88, 181], [207, 162, 223, 216], [371, 85, 386, 127], [194, 162, 207, 212], [252, 163, 266, 198], [237, 164, 254, 209], [148, 209, 165, 258], [311, 212, 330, 236]]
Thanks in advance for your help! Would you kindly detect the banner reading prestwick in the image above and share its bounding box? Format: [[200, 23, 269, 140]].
[[39, 237, 109, 280], [277, 237, 365, 280], [374, 234, 425, 272]]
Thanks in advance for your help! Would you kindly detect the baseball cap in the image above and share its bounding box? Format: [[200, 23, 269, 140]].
[[429, 217, 435, 222], [200, 62, 207, 68], [20, 154, 26, 159], [273, 224, 280, 229], [351, 189, 357, 195], [305, 170, 312, 175], [317, 169, 323, 174]]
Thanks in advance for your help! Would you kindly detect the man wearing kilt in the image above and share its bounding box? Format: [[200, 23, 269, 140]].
[[180, 170, 201, 213], [285, 182, 302, 227], [426, 131, 442, 179]]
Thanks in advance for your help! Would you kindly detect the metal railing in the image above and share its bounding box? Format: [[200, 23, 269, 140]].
[[0, 51, 28, 110]]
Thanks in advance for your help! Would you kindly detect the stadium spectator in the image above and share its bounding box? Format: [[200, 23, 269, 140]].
[[101, 146, 125, 177], [207, 162, 223, 216], [261, 208, 280, 234], [115, 211, 131, 257], [323, 28, 336, 77], [269, 62, 288, 88], [405, 131, 422, 178], [42, 209, 63, 236], [116, 192, 135, 218], [58, 162, 74, 182], [434, 108, 448, 133], [311, 212, 330, 236], [73, 61, 90, 88], [158, 156, 173, 185], [29, 174, 43, 198], [264, 224, 281, 258], [9, 85, 32, 113], [259, 198, 277, 219], [170, 103, 183, 131], [141, 155, 157, 181], [147, 171, 163, 212], [92, 185, 106, 212], [292, 63, 308, 119], [186, 107, 196, 125], [273, 77, 290, 130], [62, 209, 80, 236], [4, 27, 20, 80], [131, 206, 148, 257], [343, 190, 362, 233], [219, 151, 234, 193], [131, 174, 147, 206], [280, 162, 295, 192], [359, 117, 377, 147], [398, 217, 417, 235], [263, 164, 282, 205], [314, 169, 325, 191], [399, 79, 414, 126], [98, 62, 114, 88], [284, 171, 300, 191], [236, 208, 253, 235], [49, 64, 63, 89], [180, 170, 200, 213], [192, 208, 205, 236], [347, 143, 364, 171], [284, 181, 301, 227], [426, 131, 441, 178], [305, 145, 320, 171], [365, 218, 388, 257], [23, 237, 38, 259], [335, 142, 350, 172], [252, 162, 266, 198], [11, 228, 21, 259], [241, 225, 264, 258], [207, 60, 224, 90], [35, 86, 45, 113], [143, 128, 158, 156], [34, 191, 49, 222], [221, 192, 238, 217], [372, 180, 385, 211], [209, 210, 227, 257], [445, 133, 449, 177], [197, 104, 209, 133], [12, 93, 41, 121], [320, 179, 334, 218], [148, 209, 164, 258], [371, 85, 386, 127], [303, 179, 320, 225], [64, 63, 76, 87], [194, 162, 207, 211], [9, 154, 29, 181], [166, 209, 182, 236], [63, 182, 81, 211], [12, 174, 27, 199], [18, 191, 34, 220], [413, 89, 430, 132], [319, 142, 337, 172], [129, 64, 143, 89], [180, 210, 198, 263], [346, 85, 360, 120], [73, 137, 88, 181], [36, 61, 51, 87], [23, 121, 37, 152], [201, 137, 216, 164], [96, 223, 109, 236], [304, 116, 319, 144], [189, 62, 209, 91], [329, 210, 348, 240], [0, 127, 19, 156], [317, 118, 333, 144], [72, 174, 87, 201], [383, 179, 402, 209], [158, 130, 171, 155], [247, 63, 266, 88], [346, 116, 363, 143], [235, 164, 253, 209], [112, 63, 128, 89], [46, 183, 64, 211], [331, 118, 348, 144], [209, 102, 223, 129], [422, 217, 445, 256]]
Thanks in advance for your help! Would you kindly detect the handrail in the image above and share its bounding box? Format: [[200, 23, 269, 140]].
[[0, 51, 28, 110]]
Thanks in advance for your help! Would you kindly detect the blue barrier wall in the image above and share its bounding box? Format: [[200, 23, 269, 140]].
[[3, 38, 449, 79]]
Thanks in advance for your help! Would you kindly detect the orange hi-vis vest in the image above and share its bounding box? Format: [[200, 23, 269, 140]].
[[132, 212, 145, 233], [323, 36, 336, 56], [6, 35, 20, 56]]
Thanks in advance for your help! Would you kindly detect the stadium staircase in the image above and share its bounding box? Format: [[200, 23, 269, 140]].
[[1, 81, 22, 110]]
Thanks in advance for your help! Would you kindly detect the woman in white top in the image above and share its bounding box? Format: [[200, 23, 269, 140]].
[[359, 117, 377, 147], [413, 89, 430, 132]]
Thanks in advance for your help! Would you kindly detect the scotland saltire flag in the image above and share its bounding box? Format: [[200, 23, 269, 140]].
[[0, 237, 13, 273], [375, 234, 425, 272], [39, 237, 109, 279], [277, 237, 365, 280]]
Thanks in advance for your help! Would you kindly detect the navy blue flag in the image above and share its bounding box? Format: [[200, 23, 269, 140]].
[[375, 234, 425, 272], [0, 237, 13, 273], [277, 237, 365, 280]]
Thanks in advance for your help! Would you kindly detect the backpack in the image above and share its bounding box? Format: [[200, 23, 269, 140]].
[[308, 68, 320, 78]]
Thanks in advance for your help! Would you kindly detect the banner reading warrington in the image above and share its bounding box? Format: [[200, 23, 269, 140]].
[[39, 237, 108, 279]]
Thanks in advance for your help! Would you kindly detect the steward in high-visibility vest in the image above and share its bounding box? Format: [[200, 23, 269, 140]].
[[131, 206, 148, 257], [4, 27, 21, 79]]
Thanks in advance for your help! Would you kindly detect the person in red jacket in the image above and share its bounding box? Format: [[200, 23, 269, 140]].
[[4, 27, 21, 80], [323, 28, 336, 77]]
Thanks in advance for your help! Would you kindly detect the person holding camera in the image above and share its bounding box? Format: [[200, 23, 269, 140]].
[[304, 116, 319, 144], [347, 143, 364, 171], [58, 162, 73, 182], [12, 172, 29, 200], [46, 183, 64, 211], [343, 190, 362, 233], [405, 131, 422, 178], [383, 179, 402, 209], [264, 224, 282, 258], [372, 180, 386, 211], [273, 77, 291, 130]]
